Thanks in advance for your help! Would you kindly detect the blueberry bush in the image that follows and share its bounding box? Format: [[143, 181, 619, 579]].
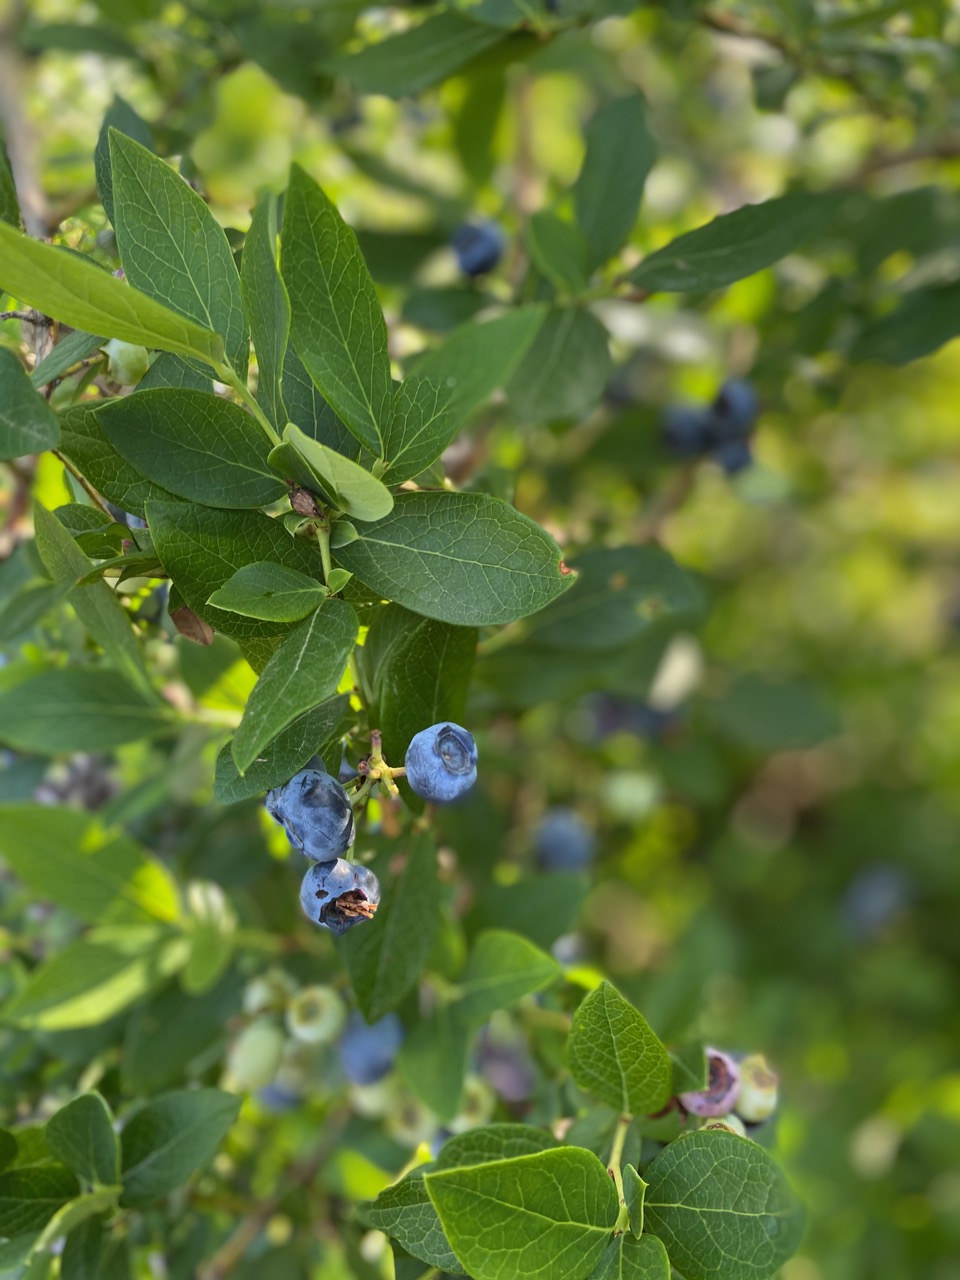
[[1, 2, 959, 1278]]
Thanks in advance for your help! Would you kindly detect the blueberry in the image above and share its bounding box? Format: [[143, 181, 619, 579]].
[[535, 807, 595, 871], [405, 722, 478, 804], [679, 1047, 741, 1117], [733, 1053, 779, 1124], [709, 377, 758, 437], [711, 437, 753, 474], [663, 406, 714, 458], [452, 221, 504, 277], [266, 767, 355, 861], [339, 1011, 404, 1085], [299, 858, 380, 935]]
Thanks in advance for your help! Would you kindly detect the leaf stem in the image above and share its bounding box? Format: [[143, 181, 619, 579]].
[[609, 1112, 632, 1233], [218, 361, 281, 448], [315, 517, 333, 584]]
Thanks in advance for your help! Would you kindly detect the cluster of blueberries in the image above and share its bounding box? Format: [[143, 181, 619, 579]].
[[663, 377, 759, 474], [677, 1046, 779, 1135], [265, 722, 478, 936]]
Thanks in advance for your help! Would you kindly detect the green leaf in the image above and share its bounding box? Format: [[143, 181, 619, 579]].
[[507, 307, 611, 423], [119, 1088, 241, 1208], [436, 1125, 557, 1169], [46, 1095, 120, 1189], [230, 599, 358, 774], [0, 1165, 79, 1238], [0, 348, 60, 459], [0, 579, 70, 643], [332, 11, 505, 97], [207, 561, 329, 622], [396, 1004, 472, 1122], [214, 694, 353, 803], [362, 603, 476, 770], [380, 376, 456, 487], [587, 1234, 669, 1280], [628, 192, 841, 293], [280, 165, 392, 455], [282, 345, 359, 460], [425, 1146, 618, 1280], [272, 423, 394, 521], [242, 193, 289, 431], [139, 351, 211, 392], [95, 391, 284, 509], [94, 95, 153, 228], [0, 222, 224, 366], [407, 306, 546, 425], [567, 982, 672, 1116], [623, 1165, 646, 1237], [670, 1042, 707, 1095], [574, 96, 656, 270], [59, 1212, 104, 1280], [0, 668, 173, 754], [109, 131, 248, 374], [0, 139, 19, 228], [644, 1130, 805, 1280], [455, 930, 560, 1027], [0, 803, 180, 925], [852, 281, 960, 364], [340, 833, 439, 1021], [334, 490, 573, 626], [145, 500, 324, 639], [705, 672, 840, 751], [523, 546, 703, 652], [33, 502, 155, 698], [58, 403, 175, 518], [30, 330, 105, 389], [3, 935, 181, 1030], [363, 1170, 465, 1275], [527, 211, 589, 293]]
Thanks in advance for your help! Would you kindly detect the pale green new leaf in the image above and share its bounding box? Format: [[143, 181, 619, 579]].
[[273, 422, 394, 521], [0, 348, 60, 458], [207, 561, 329, 622], [567, 982, 672, 1117], [455, 930, 560, 1027], [0, 222, 224, 366], [46, 1096, 119, 1189]]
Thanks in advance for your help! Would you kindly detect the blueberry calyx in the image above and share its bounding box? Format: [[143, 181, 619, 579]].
[[405, 721, 478, 803]]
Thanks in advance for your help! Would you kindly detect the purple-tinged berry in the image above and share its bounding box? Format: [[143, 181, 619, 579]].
[[266, 767, 355, 861], [679, 1047, 741, 1117], [535, 807, 595, 871], [339, 1012, 404, 1085], [734, 1054, 779, 1124], [405, 722, 478, 804], [663, 406, 714, 458], [452, 221, 504, 277], [299, 859, 380, 935]]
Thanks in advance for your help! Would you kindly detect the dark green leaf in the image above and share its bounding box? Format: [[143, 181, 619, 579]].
[[46, 1095, 119, 1188], [334, 490, 573, 626], [454, 930, 560, 1027], [242, 193, 289, 432], [567, 982, 672, 1116], [213, 694, 353, 803], [527, 210, 589, 292], [574, 96, 655, 270], [0, 139, 19, 228], [58, 403, 175, 518], [94, 95, 153, 228], [0, 668, 173, 753], [0, 348, 60, 459], [119, 1089, 241, 1207], [282, 345, 359, 460], [425, 1146, 618, 1280], [95, 390, 284, 509], [109, 131, 247, 374], [340, 833, 439, 1020], [231, 599, 358, 774], [852, 282, 960, 364], [507, 307, 611, 423], [0, 223, 224, 365], [60, 1213, 104, 1280], [30, 330, 104, 389], [628, 192, 840, 292], [396, 1004, 472, 1122], [0, 1166, 79, 1238], [381, 376, 457, 487], [207, 561, 329, 622], [281, 164, 392, 455], [705, 672, 840, 751], [644, 1130, 805, 1280], [0, 579, 70, 643], [139, 352, 211, 391], [588, 1234, 669, 1280], [332, 12, 505, 97], [272, 423, 394, 521]]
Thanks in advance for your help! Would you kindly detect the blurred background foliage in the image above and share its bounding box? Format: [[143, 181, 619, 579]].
[[2, 0, 960, 1277]]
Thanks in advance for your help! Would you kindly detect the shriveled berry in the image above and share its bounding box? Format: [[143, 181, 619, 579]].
[[679, 1047, 741, 1117], [299, 859, 380, 935], [405, 722, 478, 804], [266, 767, 355, 861]]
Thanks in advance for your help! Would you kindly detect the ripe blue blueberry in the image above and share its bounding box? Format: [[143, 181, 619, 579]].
[[535, 807, 595, 871], [405, 722, 478, 803], [266, 767, 355, 861], [452, 221, 504, 277], [339, 1011, 404, 1085], [299, 858, 380, 935], [679, 1047, 741, 1117], [712, 437, 753, 475], [710, 377, 758, 435], [663, 406, 714, 458]]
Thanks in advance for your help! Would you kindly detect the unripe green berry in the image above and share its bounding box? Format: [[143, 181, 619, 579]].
[[224, 1018, 285, 1092], [285, 985, 346, 1045], [102, 339, 150, 386], [385, 1094, 438, 1149], [702, 1113, 748, 1138], [243, 967, 298, 1016], [734, 1053, 779, 1123]]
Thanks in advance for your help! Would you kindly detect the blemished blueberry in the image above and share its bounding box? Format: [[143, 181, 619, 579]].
[[452, 221, 504, 277], [733, 1053, 779, 1124], [299, 858, 380, 935], [663, 406, 714, 458], [535, 807, 595, 871], [712, 437, 753, 474], [339, 1011, 404, 1085], [679, 1047, 741, 1117], [709, 377, 758, 436], [266, 767, 355, 861], [405, 722, 478, 803]]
